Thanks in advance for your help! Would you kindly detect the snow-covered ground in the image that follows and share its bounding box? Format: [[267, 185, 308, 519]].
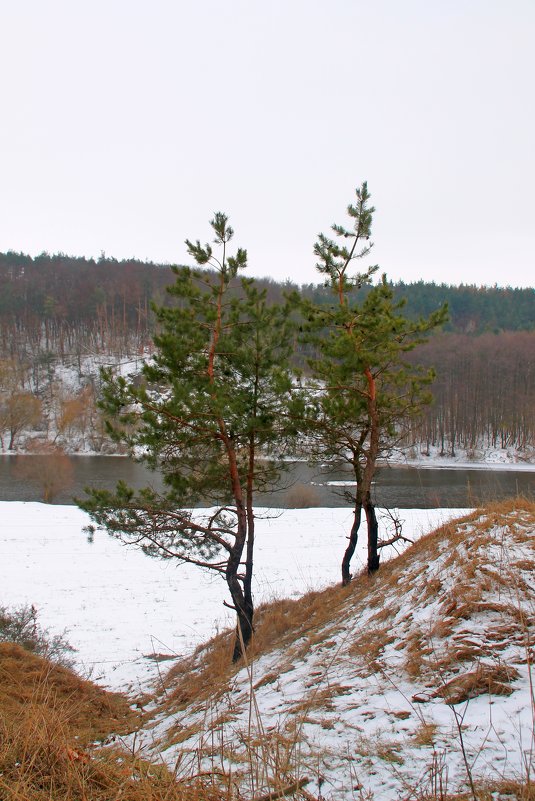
[[390, 444, 535, 470], [4, 500, 535, 800], [142, 502, 535, 801], [1, 502, 468, 692]]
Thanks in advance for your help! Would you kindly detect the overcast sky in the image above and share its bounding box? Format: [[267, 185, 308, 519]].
[[1, 0, 534, 288]]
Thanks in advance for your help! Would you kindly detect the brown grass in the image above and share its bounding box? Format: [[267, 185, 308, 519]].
[[348, 626, 396, 671], [405, 631, 433, 678], [413, 780, 535, 800], [434, 662, 520, 705], [0, 642, 137, 743], [0, 643, 230, 801], [412, 721, 438, 747], [163, 583, 351, 713]]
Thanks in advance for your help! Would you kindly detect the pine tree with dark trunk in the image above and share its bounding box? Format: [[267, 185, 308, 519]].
[[79, 214, 296, 661], [301, 183, 447, 582]]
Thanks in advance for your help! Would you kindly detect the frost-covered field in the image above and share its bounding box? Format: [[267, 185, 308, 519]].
[[1, 502, 468, 692]]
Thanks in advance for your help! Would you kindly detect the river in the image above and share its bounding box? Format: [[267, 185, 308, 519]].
[[0, 454, 533, 508]]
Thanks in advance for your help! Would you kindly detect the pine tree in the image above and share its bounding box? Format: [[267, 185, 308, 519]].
[[79, 214, 296, 661], [302, 184, 448, 582]]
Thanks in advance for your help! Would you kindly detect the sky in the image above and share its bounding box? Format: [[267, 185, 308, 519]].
[[1, 0, 534, 289]]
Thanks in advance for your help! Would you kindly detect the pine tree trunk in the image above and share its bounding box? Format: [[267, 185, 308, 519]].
[[239, 497, 255, 662], [225, 508, 254, 663], [231, 594, 254, 663], [341, 500, 362, 586], [365, 493, 380, 573], [363, 367, 380, 575]]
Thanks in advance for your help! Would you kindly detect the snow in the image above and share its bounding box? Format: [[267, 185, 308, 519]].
[[3, 500, 535, 800], [137, 503, 535, 801], [389, 443, 535, 471], [0, 502, 467, 692]]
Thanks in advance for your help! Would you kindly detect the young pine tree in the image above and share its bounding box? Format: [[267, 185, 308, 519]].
[[302, 183, 448, 583], [79, 214, 296, 661]]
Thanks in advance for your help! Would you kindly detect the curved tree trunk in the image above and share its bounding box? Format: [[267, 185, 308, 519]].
[[363, 367, 380, 574], [220, 425, 252, 663], [231, 591, 254, 663], [364, 492, 380, 573], [341, 500, 362, 586], [227, 524, 254, 662]]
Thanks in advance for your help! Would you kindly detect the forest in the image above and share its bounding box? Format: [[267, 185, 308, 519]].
[[0, 249, 534, 455]]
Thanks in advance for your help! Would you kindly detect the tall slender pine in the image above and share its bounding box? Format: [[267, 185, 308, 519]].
[[302, 184, 448, 582]]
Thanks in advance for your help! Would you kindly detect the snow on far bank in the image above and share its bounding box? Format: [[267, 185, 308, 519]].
[[388, 443, 535, 471], [0, 502, 469, 693]]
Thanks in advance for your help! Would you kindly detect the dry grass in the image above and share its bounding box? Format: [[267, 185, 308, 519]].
[[354, 732, 405, 766], [0, 642, 137, 743], [348, 625, 396, 670], [405, 631, 433, 678], [409, 781, 535, 800], [412, 721, 438, 747], [163, 583, 351, 715], [283, 482, 322, 508], [0, 643, 230, 801], [434, 661, 520, 705]]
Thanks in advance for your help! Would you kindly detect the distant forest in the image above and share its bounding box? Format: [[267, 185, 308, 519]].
[[1, 251, 534, 454], [1, 251, 534, 356]]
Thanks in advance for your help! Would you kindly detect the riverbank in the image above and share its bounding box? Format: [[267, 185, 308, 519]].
[[389, 443, 535, 470]]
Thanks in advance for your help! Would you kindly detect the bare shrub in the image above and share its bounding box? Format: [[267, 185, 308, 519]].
[[283, 482, 321, 508], [14, 440, 74, 502], [0, 391, 42, 450], [0, 604, 75, 668]]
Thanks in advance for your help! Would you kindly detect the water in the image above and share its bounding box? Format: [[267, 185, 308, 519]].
[[1, 454, 533, 508]]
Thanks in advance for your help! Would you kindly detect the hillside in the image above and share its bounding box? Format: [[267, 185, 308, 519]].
[[132, 500, 535, 800], [1, 252, 534, 457], [1, 252, 534, 348]]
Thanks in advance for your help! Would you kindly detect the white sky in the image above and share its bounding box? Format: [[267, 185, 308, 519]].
[[1, 0, 534, 288]]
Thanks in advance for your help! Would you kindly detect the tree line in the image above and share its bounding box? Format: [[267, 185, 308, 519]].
[[1, 250, 533, 363], [407, 331, 535, 454]]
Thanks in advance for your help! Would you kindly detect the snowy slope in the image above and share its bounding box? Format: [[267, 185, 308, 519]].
[[139, 501, 535, 801]]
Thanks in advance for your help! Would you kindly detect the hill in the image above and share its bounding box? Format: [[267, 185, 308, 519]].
[[1, 252, 533, 362], [1, 250, 534, 457], [132, 499, 535, 800]]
